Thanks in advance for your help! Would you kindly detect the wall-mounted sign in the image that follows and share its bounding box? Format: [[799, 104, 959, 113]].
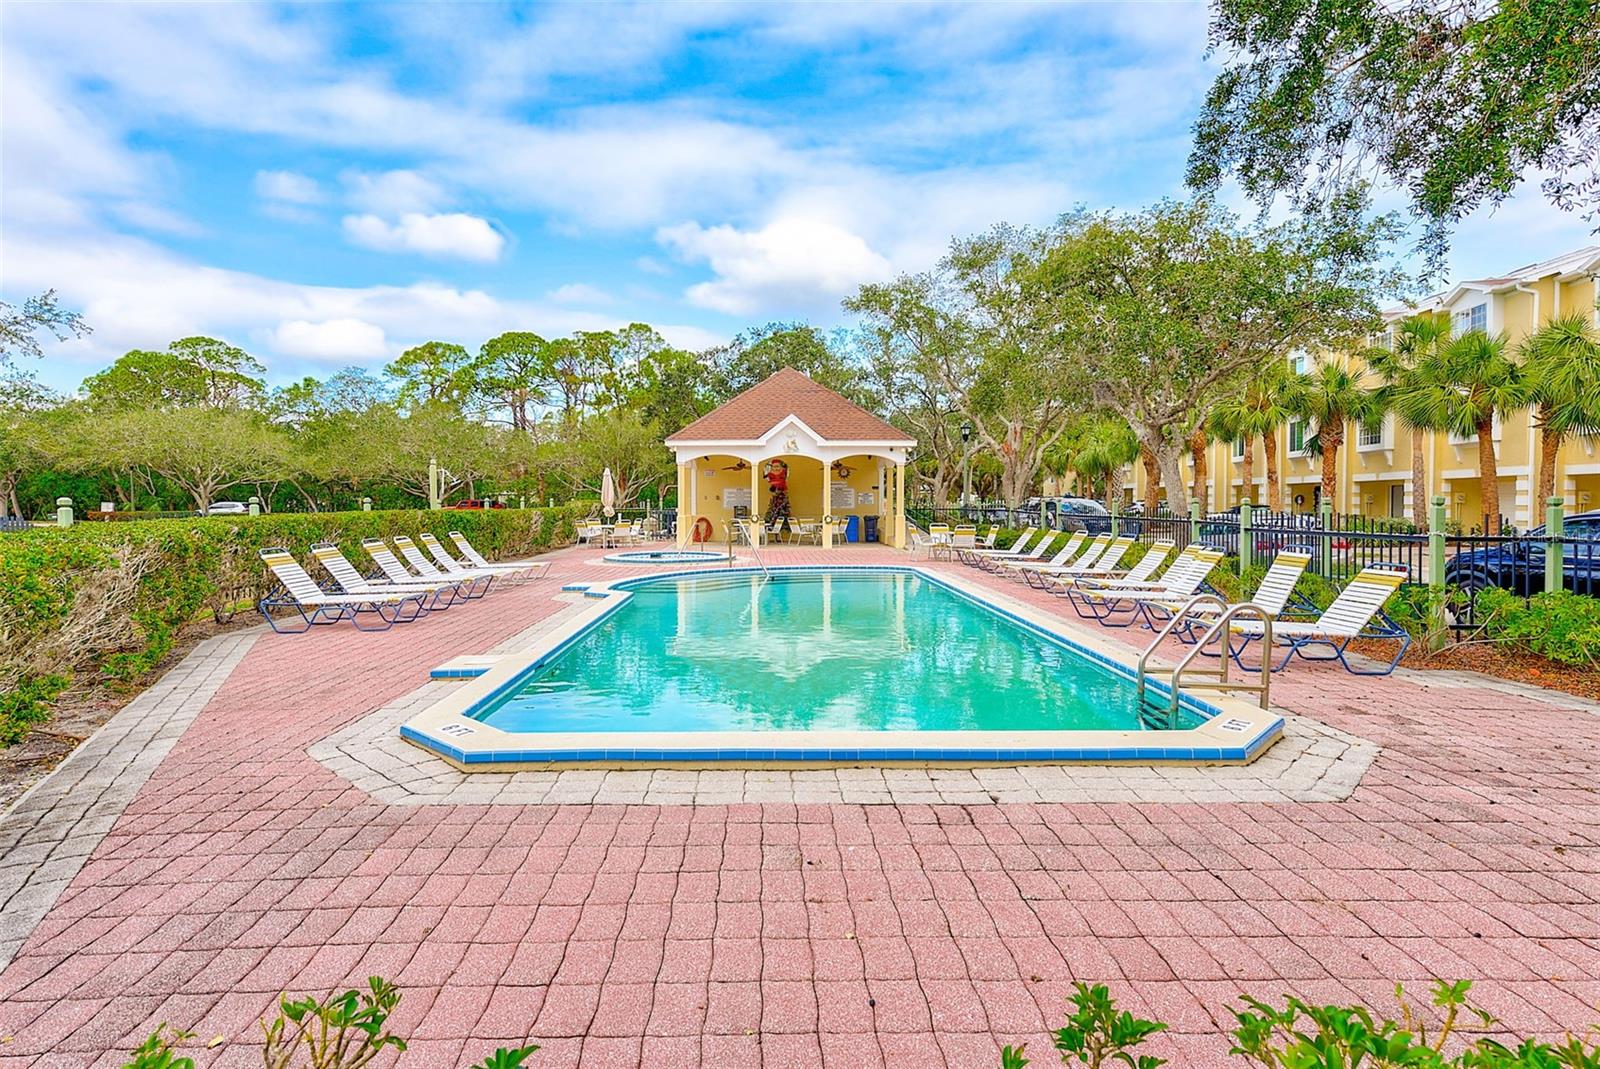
[[724, 488, 753, 508], [830, 484, 856, 509], [857, 491, 876, 506]]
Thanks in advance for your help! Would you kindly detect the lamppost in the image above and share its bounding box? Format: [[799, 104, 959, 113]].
[[960, 421, 973, 516]]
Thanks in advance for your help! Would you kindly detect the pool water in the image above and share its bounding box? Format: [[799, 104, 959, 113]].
[[473, 572, 1205, 734]]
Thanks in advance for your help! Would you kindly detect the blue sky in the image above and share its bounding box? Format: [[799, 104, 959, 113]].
[[4, 1, 1596, 393]]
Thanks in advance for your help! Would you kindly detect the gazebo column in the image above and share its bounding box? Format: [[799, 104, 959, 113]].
[[675, 459, 689, 548], [894, 461, 906, 548], [749, 461, 761, 545], [822, 459, 833, 549]]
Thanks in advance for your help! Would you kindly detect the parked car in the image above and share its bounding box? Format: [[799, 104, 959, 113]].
[[205, 501, 249, 515], [1443, 510, 1600, 595], [1055, 496, 1116, 534], [444, 499, 507, 510]]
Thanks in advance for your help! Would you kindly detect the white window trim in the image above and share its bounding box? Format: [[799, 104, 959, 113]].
[[1232, 437, 1246, 460], [1287, 419, 1313, 458], [1448, 413, 1502, 446], [1356, 414, 1389, 451]]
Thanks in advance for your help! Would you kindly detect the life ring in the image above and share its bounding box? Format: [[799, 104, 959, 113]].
[[691, 516, 713, 543]]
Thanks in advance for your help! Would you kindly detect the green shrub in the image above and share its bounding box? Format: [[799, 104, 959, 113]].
[[1008, 979, 1600, 1068], [0, 505, 586, 744], [1470, 587, 1600, 669]]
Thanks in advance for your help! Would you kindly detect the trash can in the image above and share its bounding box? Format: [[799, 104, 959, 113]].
[[863, 516, 879, 543], [845, 515, 860, 542]]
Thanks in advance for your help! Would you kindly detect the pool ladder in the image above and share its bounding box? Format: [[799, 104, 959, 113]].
[[1134, 594, 1273, 727], [732, 520, 771, 580]]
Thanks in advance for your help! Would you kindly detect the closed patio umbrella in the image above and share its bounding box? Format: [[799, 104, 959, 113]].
[[601, 467, 617, 518]]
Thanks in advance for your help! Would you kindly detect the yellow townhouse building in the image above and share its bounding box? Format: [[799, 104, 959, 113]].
[[1124, 245, 1600, 527]]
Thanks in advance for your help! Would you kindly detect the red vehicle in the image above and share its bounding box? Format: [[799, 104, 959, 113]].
[[444, 499, 506, 510]]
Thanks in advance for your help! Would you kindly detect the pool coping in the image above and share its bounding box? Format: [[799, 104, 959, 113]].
[[398, 565, 1286, 768]]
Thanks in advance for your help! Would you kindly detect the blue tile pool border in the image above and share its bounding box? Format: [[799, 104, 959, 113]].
[[402, 565, 1285, 767]]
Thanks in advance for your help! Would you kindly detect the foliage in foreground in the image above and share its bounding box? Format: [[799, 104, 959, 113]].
[[125, 978, 538, 1069], [1004, 979, 1600, 1068], [1468, 587, 1600, 671], [0, 505, 584, 745]]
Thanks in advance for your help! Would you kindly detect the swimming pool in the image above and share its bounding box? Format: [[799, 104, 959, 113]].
[[401, 566, 1284, 766]]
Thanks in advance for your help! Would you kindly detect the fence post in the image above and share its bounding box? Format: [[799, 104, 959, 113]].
[[1428, 495, 1448, 648], [55, 496, 73, 528], [1109, 499, 1119, 538], [1239, 499, 1253, 574], [362, 496, 373, 512], [1318, 500, 1334, 577], [248, 495, 261, 517], [1545, 497, 1564, 592]]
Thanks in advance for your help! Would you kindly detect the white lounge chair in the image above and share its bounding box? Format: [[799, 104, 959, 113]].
[[1032, 537, 1170, 592], [256, 548, 429, 633], [422, 533, 548, 583], [1071, 547, 1226, 627], [999, 531, 1090, 579], [1224, 565, 1411, 674], [957, 527, 1033, 566], [393, 535, 500, 595], [364, 538, 492, 599], [310, 542, 462, 609], [449, 531, 552, 579]]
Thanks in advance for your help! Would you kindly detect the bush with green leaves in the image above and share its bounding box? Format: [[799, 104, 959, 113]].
[[0, 504, 585, 744], [1469, 587, 1600, 670], [1005, 980, 1600, 1068], [124, 978, 539, 1069]]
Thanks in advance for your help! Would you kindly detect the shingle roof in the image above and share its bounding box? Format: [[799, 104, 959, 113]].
[[665, 368, 913, 444]]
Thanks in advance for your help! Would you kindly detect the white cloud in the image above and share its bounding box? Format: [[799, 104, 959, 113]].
[[658, 217, 895, 317], [634, 255, 671, 276], [545, 283, 613, 306], [254, 170, 325, 205], [342, 212, 506, 262], [271, 318, 389, 361], [341, 169, 444, 215]]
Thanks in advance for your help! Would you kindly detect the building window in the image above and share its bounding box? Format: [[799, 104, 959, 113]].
[[1453, 302, 1487, 335], [1449, 413, 1500, 446], [1358, 417, 1384, 448], [1289, 420, 1309, 455], [1232, 437, 1246, 459], [1288, 351, 1309, 375]]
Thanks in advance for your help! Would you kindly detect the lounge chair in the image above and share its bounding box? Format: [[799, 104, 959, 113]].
[[998, 531, 1090, 579], [1032, 538, 1172, 592], [1168, 550, 1314, 640], [959, 527, 1039, 568], [393, 535, 500, 596], [364, 538, 492, 599], [1070, 547, 1226, 627], [1223, 565, 1411, 674], [983, 529, 1058, 571], [421, 533, 548, 583], [449, 531, 553, 579], [310, 542, 462, 609], [256, 548, 429, 633], [1020, 534, 1129, 585]]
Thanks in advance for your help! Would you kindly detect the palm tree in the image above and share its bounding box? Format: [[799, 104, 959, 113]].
[[1368, 316, 1449, 526], [1521, 313, 1600, 505], [1393, 330, 1529, 533], [1209, 361, 1297, 510], [1288, 361, 1381, 515], [1073, 419, 1139, 511]]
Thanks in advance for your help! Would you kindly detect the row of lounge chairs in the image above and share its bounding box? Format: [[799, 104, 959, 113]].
[[257, 531, 549, 634], [944, 523, 1410, 675]]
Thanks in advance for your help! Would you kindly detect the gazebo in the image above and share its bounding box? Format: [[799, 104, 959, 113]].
[[665, 368, 916, 549]]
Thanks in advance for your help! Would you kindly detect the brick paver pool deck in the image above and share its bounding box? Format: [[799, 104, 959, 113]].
[[1, 542, 1597, 1067]]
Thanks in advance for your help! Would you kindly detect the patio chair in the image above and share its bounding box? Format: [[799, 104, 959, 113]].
[[1027, 535, 1154, 591], [1070, 547, 1226, 627], [1169, 550, 1314, 636], [958, 527, 1037, 567], [309, 542, 462, 610], [998, 531, 1090, 579], [1222, 565, 1411, 675], [364, 538, 492, 599], [421, 533, 548, 583], [979, 528, 1057, 571], [447, 532, 554, 580], [256, 548, 430, 633]]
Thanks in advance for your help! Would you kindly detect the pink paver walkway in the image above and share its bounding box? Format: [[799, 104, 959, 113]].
[[1, 543, 1598, 1068]]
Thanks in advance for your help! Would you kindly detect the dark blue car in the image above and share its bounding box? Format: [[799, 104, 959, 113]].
[[1442, 510, 1600, 595]]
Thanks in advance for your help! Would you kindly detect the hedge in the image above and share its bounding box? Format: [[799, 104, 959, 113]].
[[0, 505, 587, 745]]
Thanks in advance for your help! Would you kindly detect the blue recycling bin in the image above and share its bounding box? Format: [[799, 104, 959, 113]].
[[845, 515, 860, 542]]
